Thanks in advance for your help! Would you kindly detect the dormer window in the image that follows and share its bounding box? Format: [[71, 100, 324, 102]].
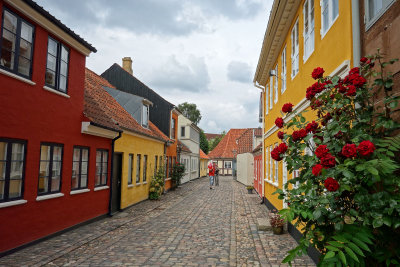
[[142, 104, 149, 127], [171, 118, 176, 139], [0, 9, 34, 78]]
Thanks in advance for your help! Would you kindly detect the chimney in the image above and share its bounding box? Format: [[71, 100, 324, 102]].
[[122, 57, 133, 75]]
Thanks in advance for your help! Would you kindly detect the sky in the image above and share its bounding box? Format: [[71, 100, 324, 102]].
[[36, 0, 272, 133]]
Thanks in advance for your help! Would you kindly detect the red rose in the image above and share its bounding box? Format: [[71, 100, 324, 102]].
[[345, 85, 356, 96], [324, 177, 339, 192], [320, 154, 336, 168], [282, 103, 294, 113], [315, 145, 329, 159], [342, 144, 357, 158], [278, 143, 288, 154], [271, 147, 282, 161], [312, 67, 325, 80], [311, 99, 322, 110], [292, 129, 307, 142], [277, 131, 284, 139], [312, 164, 323, 176], [357, 140, 375, 157], [306, 82, 326, 100], [275, 117, 284, 128], [349, 67, 360, 75], [306, 121, 319, 134], [352, 75, 366, 88], [360, 57, 368, 64], [337, 84, 347, 93]]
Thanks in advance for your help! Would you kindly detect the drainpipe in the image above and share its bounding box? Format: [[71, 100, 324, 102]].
[[351, 0, 361, 67], [108, 131, 122, 216], [254, 81, 265, 203]]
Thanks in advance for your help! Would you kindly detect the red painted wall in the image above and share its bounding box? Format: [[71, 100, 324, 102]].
[[164, 112, 178, 190], [253, 154, 262, 196], [0, 3, 112, 253]]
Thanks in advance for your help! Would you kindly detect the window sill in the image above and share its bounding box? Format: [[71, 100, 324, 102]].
[[94, 185, 109, 191], [143, 182, 147, 184], [0, 68, 35, 86], [70, 188, 90, 195], [0, 199, 27, 209], [127, 184, 134, 188], [265, 179, 279, 187], [136, 182, 141, 185], [36, 193, 64, 201], [43, 86, 70, 98], [165, 178, 172, 181]]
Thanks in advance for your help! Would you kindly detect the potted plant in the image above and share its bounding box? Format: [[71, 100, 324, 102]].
[[170, 161, 185, 189], [269, 210, 285, 235], [246, 185, 254, 194]]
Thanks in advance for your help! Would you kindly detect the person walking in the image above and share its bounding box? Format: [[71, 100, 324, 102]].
[[208, 162, 215, 189], [214, 162, 219, 186]]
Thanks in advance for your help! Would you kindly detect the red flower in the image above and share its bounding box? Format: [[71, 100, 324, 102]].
[[275, 117, 284, 128], [312, 67, 325, 80], [357, 140, 376, 157], [278, 143, 288, 154], [315, 145, 329, 159], [324, 177, 340, 192], [320, 154, 336, 168], [271, 147, 283, 161], [292, 129, 307, 142], [282, 103, 294, 113], [352, 75, 366, 88], [277, 131, 284, 139], [321, 112, 332, 126], [306, 121, 319, 134], [360, 57, 368, 64], [349, 67, 360, 75], [342, 144, 357, 158], [346, 85, 356, 96], [312, 164, 323, 176], [311, 99, 322, 110], [306, 82, 326, 100], [334, 131, 343, 139]]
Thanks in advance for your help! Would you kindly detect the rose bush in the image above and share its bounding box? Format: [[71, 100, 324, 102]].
[[273, 54, 400, 266]]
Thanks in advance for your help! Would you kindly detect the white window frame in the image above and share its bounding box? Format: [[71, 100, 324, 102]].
[[265, 147, 269, 180], [282, 160, 288, 208], [265, 85, 269, 115], [303, 0, 315, 62], [274, 143, 279, 185], [269, 145, 273, 181], [291, 18, 299, 79], [224, 161, 232, 169], [274, 65, 278, 104], [320, 0, 339, 38], [364, 0, 396, 31], [281, 47, 287, 93], [269, 79, 273, 109]]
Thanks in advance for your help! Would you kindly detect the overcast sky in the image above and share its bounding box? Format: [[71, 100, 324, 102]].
[[36, 0, 272, 133]]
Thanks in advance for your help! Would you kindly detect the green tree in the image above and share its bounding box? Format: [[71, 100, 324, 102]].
[[177, 102, 202, 125], [200, 130, 209, 154], [209, 131, 226, 152]]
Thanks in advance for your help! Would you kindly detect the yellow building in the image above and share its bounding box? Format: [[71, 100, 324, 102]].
[[85, 69, 169, 212], [199, 149, 210, 177], [254, 1, 359, 215]]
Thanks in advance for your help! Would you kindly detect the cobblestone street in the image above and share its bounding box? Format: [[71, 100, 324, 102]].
[[1, 177, 315, 267]]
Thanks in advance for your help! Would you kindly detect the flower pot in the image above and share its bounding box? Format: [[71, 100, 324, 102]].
[[272, 226, 283, 235], [247, 189, 253, 194]]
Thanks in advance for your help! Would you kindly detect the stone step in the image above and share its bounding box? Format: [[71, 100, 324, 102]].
[[256, 218, 272, 231]]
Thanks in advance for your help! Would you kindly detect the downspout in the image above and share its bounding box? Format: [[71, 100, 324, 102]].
[[108, 131, 122, 216], [254, 81, 265, 203], [351, 0, 361, 67]]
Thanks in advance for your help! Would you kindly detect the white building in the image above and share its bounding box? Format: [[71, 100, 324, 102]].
[[178, 115, 200, 182]]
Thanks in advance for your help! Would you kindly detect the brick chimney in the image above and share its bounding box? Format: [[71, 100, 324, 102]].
[[122, 57, 133, 75]]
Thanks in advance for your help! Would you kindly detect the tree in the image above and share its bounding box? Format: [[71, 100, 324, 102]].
[[177, 102, 202, 125], [209, 131, 226, 152], [199, 130, 209, 154]]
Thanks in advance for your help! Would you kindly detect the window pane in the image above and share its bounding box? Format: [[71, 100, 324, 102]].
[[9, 179, 22, 198], [19, 39, 32, 59], [53, 146, 62, 161], [332, 0, 339, 19], [60, 61, 68, 76], [101, 174, 106, 185], [96, 151, 102, 162], [45, 70, 56, 87], [61, 46, 68, 62], [59, 75, 67, 92], [80, 175, 87, 188], [82, 149, 89, 161], [3, 11, 17, 33], [39, 161, 49, 179], [0, 180, 4, 200], [73, 148, 80, 161], [71, 175, 78, 189], [72, 162, 80, 176], [95, 174, 100, 186], [1, 48, 15, 69], [51, 176, 60, 192], [323, 5, 329, 32], [40, 145, 50, 160], [11, 143, 24, 160], [10, 161, 23, 179], [47, 54, 57, 71], [0, 142, 6, 161], [18, 56, 30, 76], [38, 177, 48, 193], [48, 38, 57, 56], [0, 162, 6, 180], [81, 162, 88, 175], [2, 29, 16, 52], [20, 22, 33, 42]]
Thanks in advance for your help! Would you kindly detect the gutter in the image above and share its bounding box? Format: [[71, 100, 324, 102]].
[[108, 131, 122, 216], [351, 0, 361, 67], [253, 82, 266, 201]]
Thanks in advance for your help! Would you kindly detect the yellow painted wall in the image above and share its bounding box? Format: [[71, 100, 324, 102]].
[[200, 158, 208, 177], [115, 132, 164, 209], [262, 0, 354, 211]]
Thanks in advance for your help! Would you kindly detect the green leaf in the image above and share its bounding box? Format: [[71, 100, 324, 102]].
[[326, 245, 340, 252], [333, 235, 348, 243], [338, 250, 347, 266], [367, 166, 379, 176], [373, 217, 384, 228], [347, 242, 365, 257], [344, 247, 359, 262], [328, 241, 345, 248], [313, 209, 322, 220], [383, 216, 392, 227], [352, 237, 371, 252], [324, 251, 335, 260]]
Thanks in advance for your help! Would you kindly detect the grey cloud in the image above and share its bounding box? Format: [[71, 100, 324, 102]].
[[36, 0, 263, 36], [149, 55, 210, 92], [227, 61, 252, 83]]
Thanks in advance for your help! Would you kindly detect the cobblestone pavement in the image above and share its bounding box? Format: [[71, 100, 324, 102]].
[[1, 176, 315, 267]]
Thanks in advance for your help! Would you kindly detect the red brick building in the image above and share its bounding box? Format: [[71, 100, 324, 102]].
[[0, 0, 118, 254]]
